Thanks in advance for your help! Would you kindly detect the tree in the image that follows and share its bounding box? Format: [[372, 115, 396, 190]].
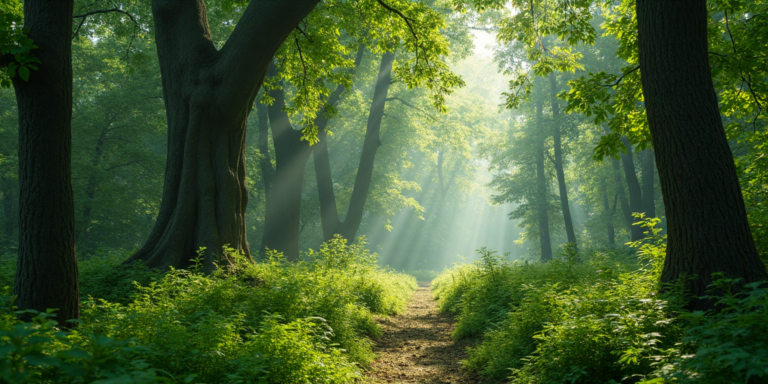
[[534, 100, 553, 261], [314, 51, 395, 242], [636, 0, 768, 301], [9, 0, 79, 323], [125, 0, 319, 271], [260, 62, 312, 261], [549, 73, 576, 246]]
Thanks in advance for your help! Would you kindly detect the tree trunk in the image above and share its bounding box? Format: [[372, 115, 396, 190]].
[[535, 100, 553, 262], [12, 0, 79, 324], [77, 125, 111, 245], [641, 148, 656, 218], [636, 0, 768, 303], [611, 157, 633, 235], [314, 52, 394, 242], [126, 0, 318, 271], [621, 137, 644, 240], [601, 177, 616, 246], [1, 178, 16, 242], [437, 149, 445, 191], [256, 101, 274, 195], [549, 74, 577, 245], [261, 62, 312, 261]]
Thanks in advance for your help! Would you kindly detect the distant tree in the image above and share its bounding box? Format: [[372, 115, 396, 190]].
[[314, 52, 395, 243]]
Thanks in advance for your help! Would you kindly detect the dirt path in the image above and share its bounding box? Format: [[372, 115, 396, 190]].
[[365, 282, 480, 384]]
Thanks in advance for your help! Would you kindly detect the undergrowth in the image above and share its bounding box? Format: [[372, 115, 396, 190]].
[[0, 236, 416, 383], [433, 217, 768, 384]]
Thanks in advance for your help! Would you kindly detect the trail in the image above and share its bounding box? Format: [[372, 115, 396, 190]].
[[365, 282, 481, 384]]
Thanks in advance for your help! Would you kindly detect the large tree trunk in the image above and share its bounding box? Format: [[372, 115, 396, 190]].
[[549, 74, 577, 245], [261, 62, 311, 261], [636, 0, 768, 302], [641, 149, 656, 218], [601, 177, 616, 246], [621, 137, 644, 240], [126, 0, 318, 271], [12, 0, 79, 323], [314, 52, 394, 242], [535, 100, 553, 262]]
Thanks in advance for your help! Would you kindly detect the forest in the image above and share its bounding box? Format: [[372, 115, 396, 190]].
[[0, 0, 767, 383]]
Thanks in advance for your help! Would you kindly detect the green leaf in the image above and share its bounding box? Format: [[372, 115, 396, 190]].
[[18, 64, 29, 81]]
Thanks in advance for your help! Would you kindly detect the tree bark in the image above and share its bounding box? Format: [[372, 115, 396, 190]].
[[126, 0, 318, 271], [637, 0, 768, 303], [621, 137, 644, 240], [549, 74, 577, 245], [12, 0, 79, 323], [261, 62, 311, 261], [601, 177, 616, 246], [314, 52, 394, 242], [535, 100, 553, 262], [641, 148, 656, 218]]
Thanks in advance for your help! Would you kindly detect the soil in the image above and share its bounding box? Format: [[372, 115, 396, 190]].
[[364, 282, 484, 384]]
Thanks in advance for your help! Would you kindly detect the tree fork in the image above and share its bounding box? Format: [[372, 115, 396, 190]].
[[126, 0, 319, 271]]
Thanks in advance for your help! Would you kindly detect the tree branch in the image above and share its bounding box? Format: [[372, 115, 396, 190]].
[[375, 0, 417, 43], [105, 160, 141, 171], [216, 0, 319, 120], [385, 96, 438, 121], [602, 66, 640, 88], [72, 8, 137, 39]]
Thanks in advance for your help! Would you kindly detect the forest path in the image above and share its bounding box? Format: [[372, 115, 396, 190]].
[[365, 282, 481, 384]]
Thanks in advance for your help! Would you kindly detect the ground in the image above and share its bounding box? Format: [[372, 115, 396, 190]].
[[365, 282, 490, 384]]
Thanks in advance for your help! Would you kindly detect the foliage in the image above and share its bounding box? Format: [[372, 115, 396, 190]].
[[433, 217, 768, 383], [0, 236, 416, 383]]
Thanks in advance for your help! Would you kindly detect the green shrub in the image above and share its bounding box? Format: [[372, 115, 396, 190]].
[[78, 251, 162, 304], [436, 217, 768, 384], [0, 236, 416, 383]]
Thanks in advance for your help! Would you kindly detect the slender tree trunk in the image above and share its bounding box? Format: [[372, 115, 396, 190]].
[[314, 52, 394, 242], [535, 100, 553, 262], [78, 125, 111, 245], [601, 177, 616, 246], [549, 74, 576, 245], [261, 62, 311, 261], [637, 0, 768, 302], [256, 101, 274, 195], [12, 0, 79, 323], [1, 179, 16, 242], [611, 157, 633, 235], [437, 149, 444, 192], [126, 0, 318, 271], [621, 137, 644, 240], [312, 46, 365, 242], [641, 149, 656, 218]]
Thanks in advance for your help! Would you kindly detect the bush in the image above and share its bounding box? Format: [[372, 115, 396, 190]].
[[435, 217, 768, 384], [0, 236, 417, 383]]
